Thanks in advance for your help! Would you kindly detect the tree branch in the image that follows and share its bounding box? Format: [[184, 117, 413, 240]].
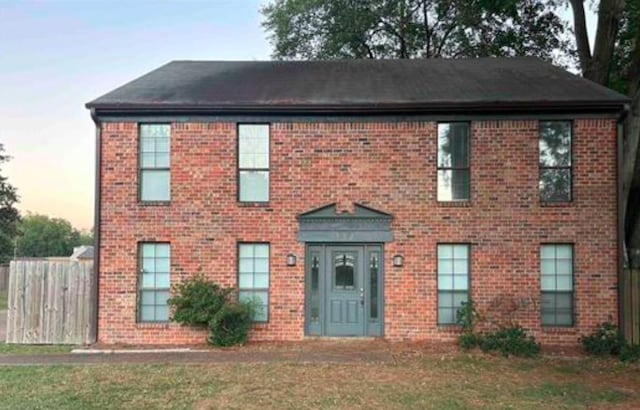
[[569, 0, 592, 75]]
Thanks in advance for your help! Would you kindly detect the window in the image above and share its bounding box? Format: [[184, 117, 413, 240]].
[[139, 124, 171, 201], [437, 123, 470, 201], [238, 124, 269, 202], [138, 243, 170, 322], [437, 244, 470, 324], [540, 244, 573, 326], [539, 121, 572, 202], [238, 243, 270, 322]]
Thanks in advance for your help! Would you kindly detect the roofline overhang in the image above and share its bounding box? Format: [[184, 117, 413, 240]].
[[86, 100, 629, 117]]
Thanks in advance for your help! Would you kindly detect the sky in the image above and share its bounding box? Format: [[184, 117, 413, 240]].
[[0, 1, 596, 231]]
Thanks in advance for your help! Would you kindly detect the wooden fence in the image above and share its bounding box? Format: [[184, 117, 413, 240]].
[[623, 268, 640, 344], [6, 259, 95, 344], [0, 264, 8, 292]]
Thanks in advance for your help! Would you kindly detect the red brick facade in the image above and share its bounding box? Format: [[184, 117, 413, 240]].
[[98, 118, 618, 345]]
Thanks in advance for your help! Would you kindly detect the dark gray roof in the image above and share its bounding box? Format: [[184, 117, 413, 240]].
[[87, 58, 629, 114]]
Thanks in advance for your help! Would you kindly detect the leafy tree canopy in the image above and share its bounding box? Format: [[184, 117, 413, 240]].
[[0, 143, 20, 263], [262, 0, 570, 63], [16, 213, 92, 258]]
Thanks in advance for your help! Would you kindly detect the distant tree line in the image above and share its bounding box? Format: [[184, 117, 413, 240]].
[[0, 143, 93, 262]]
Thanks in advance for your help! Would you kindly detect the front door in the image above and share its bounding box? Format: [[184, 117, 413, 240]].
[[306, 244, 383, 337], [326, 246, 364, 336]]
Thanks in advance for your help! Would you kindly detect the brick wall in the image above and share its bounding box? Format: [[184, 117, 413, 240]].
[[98, 118, 618, 345]]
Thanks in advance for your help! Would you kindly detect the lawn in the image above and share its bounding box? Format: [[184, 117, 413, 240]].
[[0, 343, 73, 356], [0, 354, 638, 409]]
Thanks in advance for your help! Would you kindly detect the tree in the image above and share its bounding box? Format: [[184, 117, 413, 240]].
[[16, 214, 89, 258], [0, 143, 20, 263], [569, 0, 640, 264], [262, 0, 570, 62]]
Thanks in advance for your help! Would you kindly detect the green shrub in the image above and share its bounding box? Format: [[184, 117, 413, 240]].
[[208, 301, 256, 347], [168, 275, 233, 326], [581, 321, 640, 363], [459, 332, 481, 350], [456, 299, 479, 334], [480, 326, 540, 357], [580, 321, 625, 356], [620, 343, 640, 363]]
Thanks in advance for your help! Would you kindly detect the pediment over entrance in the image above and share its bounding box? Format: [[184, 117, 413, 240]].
[[298, 203, 394, 243]]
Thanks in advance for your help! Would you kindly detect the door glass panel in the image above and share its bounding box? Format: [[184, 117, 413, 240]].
[[310, 253, 320, 323], [334, 252, 356, 290], [369, 252, 379, 320]]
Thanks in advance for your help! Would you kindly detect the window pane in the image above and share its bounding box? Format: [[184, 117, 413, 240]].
[[155, 305, 169, 322], [141, 290, 155, 305], [239, 258, 253, 274], [555, 312, 572, 326], [453, 292, 468, 307], [541, 259, 556, 275], [155, 153, 170, 168], [140, 153, 156, 168], [155, 244, 170, 258], [254, 258, 269, 274], [540, 245, 555, 259], [140, 305, 155, 322], [438, 291, 453, 308], [437, 170, 470, 201], [556, 293, 572, 309], [541, 275, 556, 291], [155, 273, 170, 288], [438, 123, 469, 167], [254, 272, 269, 288], [438, 308, 454, 324], [540, 121, 571, 167], [556, 259, 572, 275], [155, 258, 170, 274], [142, 258, 155, 274], [453, 245, 468, 259], [239, 245, 254, 258], [370, 252, 379, 320], [254, 244, 269, 258], [155, 291, 170, 306], [453, 275, 468, 290], [556, 245, 572, 259], [437, 245, 453, 259], [556, 275, 573, 291], [453, 260, 468, 275], [540, 169, 571, 202], [141, 170, 170, 201], [239, 125, 269, 168], [239, 171, 269, 202], [141, 124, 170, 138], [239, 273, 253, 289], [438, 275, 453, 290], [142, 273, 155, 288], [438, 259, 453, 275]]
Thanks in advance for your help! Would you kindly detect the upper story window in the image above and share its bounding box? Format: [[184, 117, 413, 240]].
[[238, 124, 270, 202], [139, 124, 171, 202], [539, 121, 572, 202], [437, 123, 470, 201]]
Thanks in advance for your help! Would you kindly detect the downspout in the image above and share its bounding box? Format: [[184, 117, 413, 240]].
[[90, 108, 101, 344], [618, 104, 630, 336]]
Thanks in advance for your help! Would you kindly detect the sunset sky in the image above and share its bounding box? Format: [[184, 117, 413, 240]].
[[0, 1, 595, 231]]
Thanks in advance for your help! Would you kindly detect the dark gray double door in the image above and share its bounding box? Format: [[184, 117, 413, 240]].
[[306, 244, 383, 337]]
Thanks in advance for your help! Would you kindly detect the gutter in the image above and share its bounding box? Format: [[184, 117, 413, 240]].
[[86, 100, 629, 116], [89, 108, 101, 344], [617, 104, 630, 335]]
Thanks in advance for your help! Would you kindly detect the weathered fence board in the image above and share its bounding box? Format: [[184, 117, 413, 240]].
[[6, 259, 95, 345], [622, 268, 640, 344], [0, 264, 8, 292]]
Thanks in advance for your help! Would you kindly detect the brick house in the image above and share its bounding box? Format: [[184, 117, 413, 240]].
[[87, 58, 629, 345]]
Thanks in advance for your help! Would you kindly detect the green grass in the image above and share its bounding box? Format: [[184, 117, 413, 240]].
[[0, 291, 7, 310], [0, 343, 74, 356], [0, 355, 637, 409]]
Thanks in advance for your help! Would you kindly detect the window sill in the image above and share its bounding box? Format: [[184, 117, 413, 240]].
[[437, 201, 472, 207], [541, 326, 576, 334], [136, 322, 171, 329], [139, 201, 171, 207], [238, 202, 272, 209], [540, 201, 572, 208]]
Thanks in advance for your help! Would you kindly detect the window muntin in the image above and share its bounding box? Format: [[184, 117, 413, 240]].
[[139, 124, 171, 202], [540, 244, 574, 326], [437, 244, 470, 324], [138, 243, 171, 322], [238, 124, 269, 202], [539, 121, 572, 202], [238, 243, 270, 322], [437, 123, 470, 201]]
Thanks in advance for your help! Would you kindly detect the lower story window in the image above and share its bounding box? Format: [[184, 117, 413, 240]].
[[541, 244, 574, 326], [437, 244, 470, 324], [138, 243, 171, 322], [238, 243, 270, 322]]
